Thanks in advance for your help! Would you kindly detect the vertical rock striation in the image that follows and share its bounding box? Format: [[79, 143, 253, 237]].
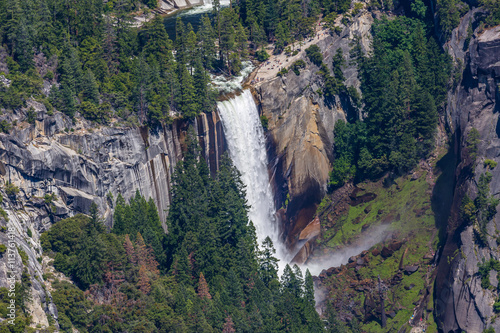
[[436, 11, 500, 332]]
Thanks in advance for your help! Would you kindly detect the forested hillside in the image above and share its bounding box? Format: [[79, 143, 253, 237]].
[[34, 133, 323, 332]]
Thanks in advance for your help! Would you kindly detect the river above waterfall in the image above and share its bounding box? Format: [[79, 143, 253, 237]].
[[163, 0, 230, 40]]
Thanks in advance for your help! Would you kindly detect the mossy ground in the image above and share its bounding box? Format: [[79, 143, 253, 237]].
[[314, 167, 442, 332]]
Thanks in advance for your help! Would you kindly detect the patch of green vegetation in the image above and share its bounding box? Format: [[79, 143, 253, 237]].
[[17, 247, 28, 266], [305, 44, 323, 67], [317, 171, 440, 331], [5, 181, 20, 198], [0, 207, 8, 221], [277, 67, 289, 77], [260, 115, 269, 130], [44, 193, 57, 204], [466, 128, 480, 162], [478, 259, 500, 289], [484, 159, 497, 169], [291, 59, 306, 75]]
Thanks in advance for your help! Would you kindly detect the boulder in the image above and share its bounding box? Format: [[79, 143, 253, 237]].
[[389, 241, 403, 252], [381, 246, 393, 258], [405, 283, 416, 290], [404, 265, 419, 275]]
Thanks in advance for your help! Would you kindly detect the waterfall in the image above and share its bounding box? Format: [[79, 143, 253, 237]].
[[217, 90, 288, 266]]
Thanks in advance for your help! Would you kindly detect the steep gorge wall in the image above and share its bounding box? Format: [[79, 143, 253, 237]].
[[435, 10, 500, 332], [255, 11, 376, 248], [0, 102, 225, 328]]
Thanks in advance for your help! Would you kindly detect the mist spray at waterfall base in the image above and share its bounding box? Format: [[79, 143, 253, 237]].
[[303, 224, 392, 276]]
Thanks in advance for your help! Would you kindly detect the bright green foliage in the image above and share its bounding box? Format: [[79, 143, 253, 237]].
[[26, 107, 36, 124], [475, 172, 499, 244], [305, 44, 323, 66], [436, 0, 468, 38], [321, 0, 351, 15], [113, 191, 166, 267], [353, 17, 450, 176], [4, 182, 19, 198], [484, 159, 497, 169], [466, 128, 480, 162], [478, 259, 500, 289], [480, 0, 500, 26], [291, 59, 306, 75], [460, 173, 499, 245]]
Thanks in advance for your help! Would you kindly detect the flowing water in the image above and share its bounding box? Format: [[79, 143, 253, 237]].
[[217, 90, 288, 268], [163, 0, 231, 40]]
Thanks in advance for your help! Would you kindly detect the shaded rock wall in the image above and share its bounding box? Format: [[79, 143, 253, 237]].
[[435, 12, 500, 332]]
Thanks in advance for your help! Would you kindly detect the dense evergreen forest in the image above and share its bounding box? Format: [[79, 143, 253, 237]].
[[33, 134, 325, 332], [0, 0, 499, 331]]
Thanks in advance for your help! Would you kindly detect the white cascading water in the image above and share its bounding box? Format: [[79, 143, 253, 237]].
[[217, 90, 288, 267]]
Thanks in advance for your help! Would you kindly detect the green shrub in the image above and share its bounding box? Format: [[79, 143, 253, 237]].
[[0, 120, 11, 133], [484, 159, 497, 169], [256, 50, 269, 62], [305, 45, 323, 67], [0, 244, 6, 255], [466, 128, 480, 162], [44, 71, 54, 81], [26, 107, 36, 124], [291, 59, 306, 75], [0, 208, 8, 221], [27, 228, 32, 238], [44, 193, 57, 204], [260, 115, 269, 130], [277, 67, 289, 77], [17, 247, 28, 266], [479, 0, 500, 27], [43, 99, 54, 116], [478, 259, 500, 289], [5, 181, 20, 198], [352, 2, 364, 15]]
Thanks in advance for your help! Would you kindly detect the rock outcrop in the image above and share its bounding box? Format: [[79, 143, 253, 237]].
[[0, 101, 225, 328], [254, 11, 376, 246], [435, 11, 500, 332]]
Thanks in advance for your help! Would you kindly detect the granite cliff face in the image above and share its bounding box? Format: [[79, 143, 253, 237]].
[[0, 101, 225, 328], [435, 11, 500, 332], [254, 11, 376, 247]]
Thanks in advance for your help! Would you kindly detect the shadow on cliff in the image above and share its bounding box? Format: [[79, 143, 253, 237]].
[[431, 141, 458, 248]]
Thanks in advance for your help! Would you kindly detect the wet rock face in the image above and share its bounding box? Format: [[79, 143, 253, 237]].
[[437, 16, 500, 333], [255, 12, 375, 245]]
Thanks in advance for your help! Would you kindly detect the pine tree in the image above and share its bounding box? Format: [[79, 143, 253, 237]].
[[222, 315, 236, 333], [197, 272, 212, 300], [198, 15, 217, 70], [81, 69, 100, 104], [258, 236, 279, 288], [178, 64, 198, 118], [137, 264, 151, 294]]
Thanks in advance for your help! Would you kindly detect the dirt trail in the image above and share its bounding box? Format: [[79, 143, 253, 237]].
[[252, 25, 331, 84]]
